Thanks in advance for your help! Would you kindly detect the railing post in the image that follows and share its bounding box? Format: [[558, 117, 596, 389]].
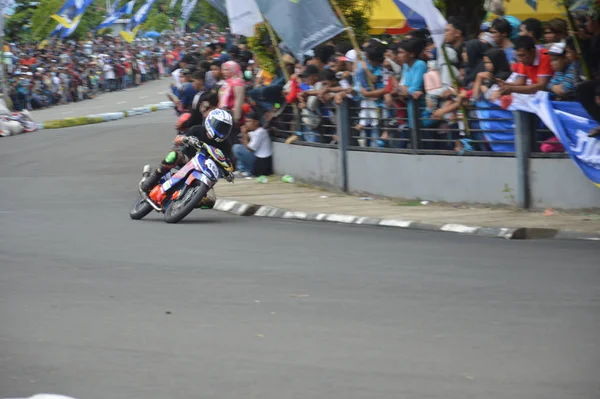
[[409, 100, 421, 151], [513, 110, 534, 209], [336, 99, 350, 193]]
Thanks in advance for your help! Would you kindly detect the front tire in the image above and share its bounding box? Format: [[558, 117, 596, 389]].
[[129, 195, 154, 220], [164, 181, 210, 224]]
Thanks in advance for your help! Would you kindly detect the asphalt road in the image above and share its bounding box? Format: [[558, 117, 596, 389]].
[[30, 79, 170, 122], [1, 114, 599, 399]]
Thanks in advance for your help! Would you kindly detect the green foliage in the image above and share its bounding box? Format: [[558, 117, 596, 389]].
[[143, 12, 171, 32], [248, 25, 277, 75], [333, 0, 377, 43]]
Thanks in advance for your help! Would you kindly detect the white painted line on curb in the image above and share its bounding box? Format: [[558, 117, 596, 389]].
[[440, 224, 479, 234], [379, 219, 412, 228], [326, 214, 356, 224]]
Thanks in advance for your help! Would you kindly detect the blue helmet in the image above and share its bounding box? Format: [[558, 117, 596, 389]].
[[205, 109, 233, 143]]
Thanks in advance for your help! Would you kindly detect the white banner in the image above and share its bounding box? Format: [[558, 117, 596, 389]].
[[225, 0, 262, 37]]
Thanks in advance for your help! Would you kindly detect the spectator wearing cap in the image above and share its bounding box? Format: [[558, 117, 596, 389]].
[[499, 36, 553, 95], [233, 111, 273, 177], [546, 42, 577, 100]]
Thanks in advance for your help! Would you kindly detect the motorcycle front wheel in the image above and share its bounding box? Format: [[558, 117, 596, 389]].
[[164, 181, 210, 224], [129, 195, 154, 220]]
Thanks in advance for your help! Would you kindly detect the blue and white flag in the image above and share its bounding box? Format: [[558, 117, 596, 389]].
[[97, 0, 135, 31], [50, 23, 64, 37], [51, 0, 92, 28], [512, 92, 600, 187], [391, 0, 446, 49], [61, 17, 81, 38], [530, 93, 600, 187], [181, 0, 197, 23], [109, 0, 120, 15], [121, 0, 156, 42], [475, 100, 516, 152]]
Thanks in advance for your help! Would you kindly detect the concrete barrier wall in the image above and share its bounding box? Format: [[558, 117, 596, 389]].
[[272, 143, 340, 188], [272, 142, 600, 209], [530, 158, 600, 209]]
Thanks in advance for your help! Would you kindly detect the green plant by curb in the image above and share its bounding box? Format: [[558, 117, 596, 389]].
[[150, 106, 157, 112], [43, 116, 105, 129]]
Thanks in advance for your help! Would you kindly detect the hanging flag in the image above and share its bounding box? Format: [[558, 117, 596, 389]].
[[205, 0, 226, 15], [110, 0, 120, 15], [97, 0, 135, 31], [254, 0, 345, 63], [526, 0, 538, 11], [391, 0, 446, 49], [51, 0, 92, 29], [181, 0, 197, 23], [225, 0, 262, 37], [61, 17, 81, 38], [121, 0, 156, 43], [50, 23, 64, 37], [511, 92, 600, 187], [169, 0, 178, 9]]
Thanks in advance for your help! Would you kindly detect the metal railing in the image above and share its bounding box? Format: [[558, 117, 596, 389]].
[[268, 99, 569, 159], [266, 98, 572, 209]]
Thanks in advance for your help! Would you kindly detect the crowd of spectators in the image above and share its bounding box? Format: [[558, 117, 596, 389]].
[[0, 27, 237, 112], [5, 8, 599, 159]]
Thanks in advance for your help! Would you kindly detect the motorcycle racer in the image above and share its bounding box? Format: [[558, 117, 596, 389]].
[[140, 94, 234, 197]]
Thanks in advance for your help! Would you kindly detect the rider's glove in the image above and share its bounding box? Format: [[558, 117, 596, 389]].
[[225, 172, 235, 183]]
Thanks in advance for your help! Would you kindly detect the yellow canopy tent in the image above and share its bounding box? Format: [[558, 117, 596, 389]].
[[489, 0, 567, 21], [367, 0, 412, 35]]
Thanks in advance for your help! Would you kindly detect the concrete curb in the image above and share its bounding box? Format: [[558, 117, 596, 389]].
[[38, 101, 174, 130], [213, 198, 600, 241]]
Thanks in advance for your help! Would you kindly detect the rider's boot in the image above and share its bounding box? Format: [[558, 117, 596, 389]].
[[140, 167, 166, 193]]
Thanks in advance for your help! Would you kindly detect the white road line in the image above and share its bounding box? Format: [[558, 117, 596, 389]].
[[140, 96, 149, 99], [117, 101, 127, 104]]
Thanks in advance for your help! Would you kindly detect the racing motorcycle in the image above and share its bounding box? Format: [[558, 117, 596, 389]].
[[129, 137, 234, 224]]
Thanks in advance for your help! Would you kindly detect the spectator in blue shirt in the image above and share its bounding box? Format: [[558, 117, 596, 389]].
[[546, 42, 577, 100]]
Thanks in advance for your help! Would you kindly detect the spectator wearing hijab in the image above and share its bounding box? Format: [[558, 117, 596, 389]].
[[219, 61, 246, 126], [472, 48, 512, 101]]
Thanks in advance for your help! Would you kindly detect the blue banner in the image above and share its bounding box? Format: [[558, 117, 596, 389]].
[[528, 93, 600, 187], [475, 101, 515, 152]]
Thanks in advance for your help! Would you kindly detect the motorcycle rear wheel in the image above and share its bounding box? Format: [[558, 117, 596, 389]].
[[129, 195, 154, 220], [164, 181, 210, 224]]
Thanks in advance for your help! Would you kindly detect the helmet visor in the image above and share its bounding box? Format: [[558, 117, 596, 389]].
[[209, 116, 232, 142]]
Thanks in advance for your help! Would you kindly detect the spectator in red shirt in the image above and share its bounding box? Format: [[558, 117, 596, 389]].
[[499, 36, 553, 95]]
